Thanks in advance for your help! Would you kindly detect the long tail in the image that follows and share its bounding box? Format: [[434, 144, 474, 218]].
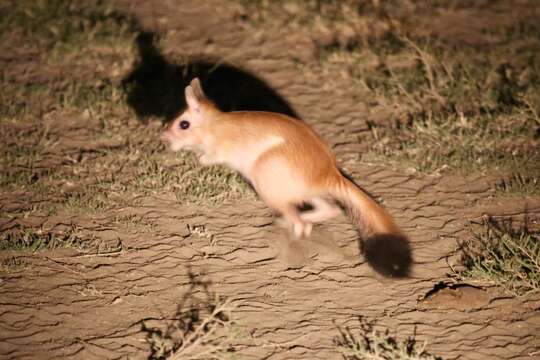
[[329, 175, 411, 277], [329, 176, 401, 237]]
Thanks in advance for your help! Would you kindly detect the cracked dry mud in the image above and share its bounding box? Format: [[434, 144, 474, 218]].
[[1, 1, 540, 359]]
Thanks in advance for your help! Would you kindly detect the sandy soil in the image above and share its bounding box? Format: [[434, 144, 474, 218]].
[[1, 1, 539, 359]]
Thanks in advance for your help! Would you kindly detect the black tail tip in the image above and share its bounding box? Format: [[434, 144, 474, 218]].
[[362, 233, 413, 278]]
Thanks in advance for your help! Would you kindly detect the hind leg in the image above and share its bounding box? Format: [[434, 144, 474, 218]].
[[276, 197, 340, 238], [300, 197, 341, 224], [249, 145, 317, 239], [270, 202, 313, 239], [283, 204, 313, 239]]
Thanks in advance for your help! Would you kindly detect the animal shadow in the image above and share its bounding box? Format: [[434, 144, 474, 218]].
[[122, 31, 298, 122]]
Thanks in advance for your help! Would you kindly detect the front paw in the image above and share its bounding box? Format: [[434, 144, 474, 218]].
[[198, 153, 214, 166]]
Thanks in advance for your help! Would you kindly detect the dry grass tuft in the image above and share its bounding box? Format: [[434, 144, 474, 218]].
[[143, 273, 244, 359], [335, 317, 441, 360], [454, 217, 540, 296]]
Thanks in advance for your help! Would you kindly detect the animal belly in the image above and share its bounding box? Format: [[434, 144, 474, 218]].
[[227, 136, 285, 181]]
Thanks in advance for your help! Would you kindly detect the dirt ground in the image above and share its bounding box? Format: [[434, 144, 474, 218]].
[[1, 1, 540, 359]]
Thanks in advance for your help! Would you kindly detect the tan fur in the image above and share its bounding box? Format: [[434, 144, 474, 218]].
[[162, 78, 402, 241]]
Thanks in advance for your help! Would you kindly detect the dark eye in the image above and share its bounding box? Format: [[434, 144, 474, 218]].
[[179, 120, 190, 130]]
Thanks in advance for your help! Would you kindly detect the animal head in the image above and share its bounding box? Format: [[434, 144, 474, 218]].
[[161, 78, 214, 151]]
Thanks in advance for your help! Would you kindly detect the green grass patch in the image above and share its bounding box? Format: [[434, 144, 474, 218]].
[[60, 189, 111, 215], [111, 214, 159, 233], [0, 69, 129, 122], [0, 225, 97, 252], [54, 137, 253, 212], [495, 173, 539, 196], [353, 30, 537, 178], [362, 111, 539, 179], [0, 0, 137, 47], [0, 224, 125, 254], [334, 37, 539, 178], [455, 217, 540, 296], [168, 154, 253, 205], [0, 256, 29, 272], [0, 0, 137, 121], [335, 317, 441, 360], [0, 119, 58, 189]]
